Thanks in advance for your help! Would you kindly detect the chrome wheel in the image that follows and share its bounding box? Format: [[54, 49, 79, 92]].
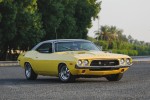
[[60, 65, 70, 81], [25, 63, 31, 78], [58, 64, 76, 82]]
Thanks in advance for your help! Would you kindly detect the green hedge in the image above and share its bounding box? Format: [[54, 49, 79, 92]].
[[112, 49, 138, 56]]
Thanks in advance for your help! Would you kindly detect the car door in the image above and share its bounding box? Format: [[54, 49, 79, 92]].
[[33, 42, 54, 75]]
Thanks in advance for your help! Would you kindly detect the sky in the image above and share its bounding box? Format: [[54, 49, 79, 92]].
[[88, 0, 150, 42]]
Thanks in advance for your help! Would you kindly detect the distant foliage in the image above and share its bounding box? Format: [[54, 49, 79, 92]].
[[93, 25, 150, 56], [0, 0, 101, 60]]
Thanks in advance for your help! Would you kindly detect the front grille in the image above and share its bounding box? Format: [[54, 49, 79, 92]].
[[90, 60, 119, 66]]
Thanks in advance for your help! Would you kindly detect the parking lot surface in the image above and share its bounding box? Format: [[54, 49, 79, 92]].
[[0, 63, 150, 100]]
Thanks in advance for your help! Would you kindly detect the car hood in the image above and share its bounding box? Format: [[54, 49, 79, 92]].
[[55, 51, 130, 59]]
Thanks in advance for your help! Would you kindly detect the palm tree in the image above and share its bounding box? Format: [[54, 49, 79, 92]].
[[95, 25, 110, 41], [95, 25, 123, 41], [109, 26, 118, 40], [109, 26, 125, 41]]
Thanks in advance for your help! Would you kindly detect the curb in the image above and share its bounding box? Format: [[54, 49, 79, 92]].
[[0, 61, 19, 67], [0, 60, 150, 67], [0, 63, 19, 67]]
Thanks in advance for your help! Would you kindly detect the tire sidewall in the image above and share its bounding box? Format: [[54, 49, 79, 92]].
[[25, 63, 32, 79], [24, 62, 37, 80], [106, 73, 123, 81], [59, 65, 71, 82]]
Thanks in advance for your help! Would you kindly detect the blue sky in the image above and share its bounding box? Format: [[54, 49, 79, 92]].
[[88, 0, 150, 42]]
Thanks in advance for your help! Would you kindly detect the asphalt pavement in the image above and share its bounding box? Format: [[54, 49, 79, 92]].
[[0, 62, 150, 100]]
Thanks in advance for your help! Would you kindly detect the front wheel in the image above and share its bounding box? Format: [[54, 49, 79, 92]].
[[58, 64, 76, 82], [106, 73, 123, 81], [25, 63, 38, 80]]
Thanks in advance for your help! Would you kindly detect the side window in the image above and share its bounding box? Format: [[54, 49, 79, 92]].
[[36, 43, 52, 53]]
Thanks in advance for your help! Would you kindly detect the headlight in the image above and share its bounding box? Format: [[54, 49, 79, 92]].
[[126, 58, 131, 65], [120, 58, 125, 65], [77, 60, 82, 66], [83, 60, 89, 66]]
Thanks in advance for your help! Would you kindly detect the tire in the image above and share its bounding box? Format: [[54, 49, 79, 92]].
[[25, 63, 38, 80], [58, 64, 76, 82], [106, 73, 123, 81]]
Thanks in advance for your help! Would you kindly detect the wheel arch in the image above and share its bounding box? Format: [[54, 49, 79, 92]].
[[58, 63, 67, 72], [24, 62, 38, 80], [24, 62, 31, 67], [24, 62, 35, 71]]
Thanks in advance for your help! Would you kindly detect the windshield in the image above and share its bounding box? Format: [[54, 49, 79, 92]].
[[55, 41, 100, 52]]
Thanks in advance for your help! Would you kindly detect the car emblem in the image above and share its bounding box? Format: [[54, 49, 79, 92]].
[[99, 61, 101, 65]]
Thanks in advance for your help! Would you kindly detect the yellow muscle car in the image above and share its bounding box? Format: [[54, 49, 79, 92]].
[[18, 39, 132, 82]]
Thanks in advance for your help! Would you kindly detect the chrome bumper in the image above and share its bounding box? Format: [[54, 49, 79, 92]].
[[75, 65, 131, 69]]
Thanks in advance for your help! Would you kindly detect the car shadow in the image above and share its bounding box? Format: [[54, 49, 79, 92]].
[[0, 77, 112, 85], [0, 78, 59, 85]]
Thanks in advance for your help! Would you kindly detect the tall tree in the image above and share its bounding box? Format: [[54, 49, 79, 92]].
[[0, 0, 45, 60], [37, 0, 101, 40], [38, 0, 65, 40], [57, 0, 78, 39], [0, 0, 101, 60], [75, 0, 101, 39], [109, 26, 119, 40], [13, 0, 45, 50], [128, 35, 134, 43], [0, 0, 2, 22], [95, 25, 110, 40], [0, 0, 17, 60], [95, 25, 124, 41]]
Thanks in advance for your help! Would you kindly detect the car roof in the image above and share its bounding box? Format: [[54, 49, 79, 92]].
[[32, 39, 91, 50], [42, 39, 90, 43]]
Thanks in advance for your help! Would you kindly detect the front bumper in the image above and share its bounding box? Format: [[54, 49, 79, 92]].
[[75, 65, 131, 69], [69, 65, 131, 76]]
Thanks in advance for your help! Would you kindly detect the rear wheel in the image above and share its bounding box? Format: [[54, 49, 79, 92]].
[[25, 63, 37, 80], [106, 73, 123, 81], [58, 64, 76, 82]]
